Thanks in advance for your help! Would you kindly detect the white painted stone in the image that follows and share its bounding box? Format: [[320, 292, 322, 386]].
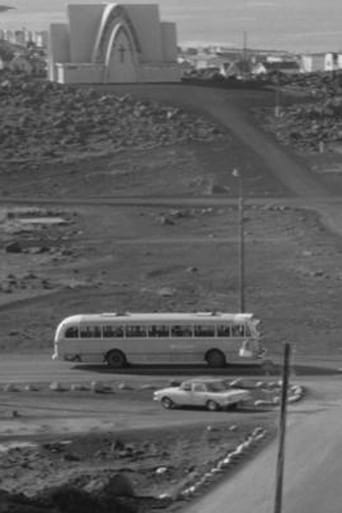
[[117, 382, 134, 390], [90, 381, 106, 393], [229, 378, 243, 387], [70, 383, 88, 391], [155, 466, 168, 475], [24, 384, 39, 391], [49, 381, 65, 391], [3, 383, 19, 392], [252, 426, 264, 437]]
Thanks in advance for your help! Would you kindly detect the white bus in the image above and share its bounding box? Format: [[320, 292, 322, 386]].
[[52, 312, 266, 368]]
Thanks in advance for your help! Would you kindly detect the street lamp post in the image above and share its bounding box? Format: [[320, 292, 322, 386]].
[[233, 169, 245, 313], [275, 74, 281, 118]]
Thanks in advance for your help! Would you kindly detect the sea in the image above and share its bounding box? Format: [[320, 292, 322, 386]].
[[1, 0, 342, 53]]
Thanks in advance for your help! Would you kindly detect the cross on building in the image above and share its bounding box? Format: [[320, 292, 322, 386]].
[[118, 44, 126, 63]]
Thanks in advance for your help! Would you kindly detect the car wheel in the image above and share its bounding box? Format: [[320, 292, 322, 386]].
[[206, 400, 220, 412], [106, 350, 126, 368], [161, 396, 175, 409], [206, 349, 226, 368]]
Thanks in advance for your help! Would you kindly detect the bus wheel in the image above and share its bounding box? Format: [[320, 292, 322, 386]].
[[106, 350, 126, 368], [161, 397, 175, 409], [206, 349, 226, 368], [206, 400, 219, 412]]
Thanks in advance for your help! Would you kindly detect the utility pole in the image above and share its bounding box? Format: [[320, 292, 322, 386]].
[[275, 74, 281, 118], [273, 343, 291, 513], [242, 31, 247, 77], [233, 169, 245, 313]]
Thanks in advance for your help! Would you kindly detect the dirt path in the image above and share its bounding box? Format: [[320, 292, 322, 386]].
[[97, 85, 342, 241], [96, 84, 329, 197]]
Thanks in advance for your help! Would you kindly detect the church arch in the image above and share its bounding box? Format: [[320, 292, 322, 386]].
[[92, 4, 141, 64]]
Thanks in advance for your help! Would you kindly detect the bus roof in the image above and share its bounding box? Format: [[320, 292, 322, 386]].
[[59, 312, 256, 325]]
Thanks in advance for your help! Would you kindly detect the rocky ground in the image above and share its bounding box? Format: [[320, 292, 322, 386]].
[[0, 200, 341, 357], [0, 72, 338, 512], [0, 375, 290, 513], [254, 70, 342, 157], [0, 417, 273, 513], [0, 72, 223, 169]]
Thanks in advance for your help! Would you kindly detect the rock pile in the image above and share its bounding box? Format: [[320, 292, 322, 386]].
[[261, 96, 342, 152], [257, 71, 342, 152], [269, 70, 342, 98], [0, 71, 223, 164]]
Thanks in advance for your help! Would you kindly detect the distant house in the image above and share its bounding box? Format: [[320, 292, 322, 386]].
[[252, 60, 300, 75], [9, 54, 34, 74], [177, 57, 194, 76], [33, 31, 48, 48], [29, 55, 47, 76], [14, 30, 26, 46], [324, 52, 341, 71], [300, 53, 326, 72], [220, 59, 252, 78]]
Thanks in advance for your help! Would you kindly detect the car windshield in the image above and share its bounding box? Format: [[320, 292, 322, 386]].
[[205, 381, 229, 392]]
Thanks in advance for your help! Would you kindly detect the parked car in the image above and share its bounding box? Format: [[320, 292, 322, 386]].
[[153, 378, 251, 411]]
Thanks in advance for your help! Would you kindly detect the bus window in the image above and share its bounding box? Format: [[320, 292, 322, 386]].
[[194, 325, 215, 337], [245, 325, 251, 337], [126, 325, 146, 338], [103, 325, 124, 338], [64, 326, 79, 338], [217, 324, 230, 337], [80, 326, 101, 338], [232, 324, 245, 337], [148, 325, 170, 337], [171, 325, 193, 337]]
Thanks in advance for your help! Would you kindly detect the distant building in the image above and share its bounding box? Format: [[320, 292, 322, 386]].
[[300, 53, 326, 72], [324, 52, 340, 72], [220, 59, 252, 78], [33, 31, 48, 48], [252, 60, 300, 75], [14, 30, 26, 46], [9, 54, 34, 74], [3, 29, 15, 44]]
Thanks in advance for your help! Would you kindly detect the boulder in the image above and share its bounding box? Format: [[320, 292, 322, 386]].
[[5, 241, 23, 253]]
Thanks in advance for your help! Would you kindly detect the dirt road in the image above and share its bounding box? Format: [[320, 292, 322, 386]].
[[97, 84, 329, 197], [94, 85, 342, 238], [183, 377, 342, 513]]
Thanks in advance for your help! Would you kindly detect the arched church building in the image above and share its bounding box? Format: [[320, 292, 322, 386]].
[[48, 3, 180, 84]]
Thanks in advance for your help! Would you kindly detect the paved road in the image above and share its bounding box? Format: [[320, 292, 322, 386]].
[[0, 354, 342, 385], [183, 377, 342, 513]]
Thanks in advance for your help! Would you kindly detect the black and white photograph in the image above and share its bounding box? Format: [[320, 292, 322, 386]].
[[0, 1, 341, 512]]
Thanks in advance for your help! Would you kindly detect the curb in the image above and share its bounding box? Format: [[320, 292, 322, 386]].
[[178, 426, 269, 500]]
